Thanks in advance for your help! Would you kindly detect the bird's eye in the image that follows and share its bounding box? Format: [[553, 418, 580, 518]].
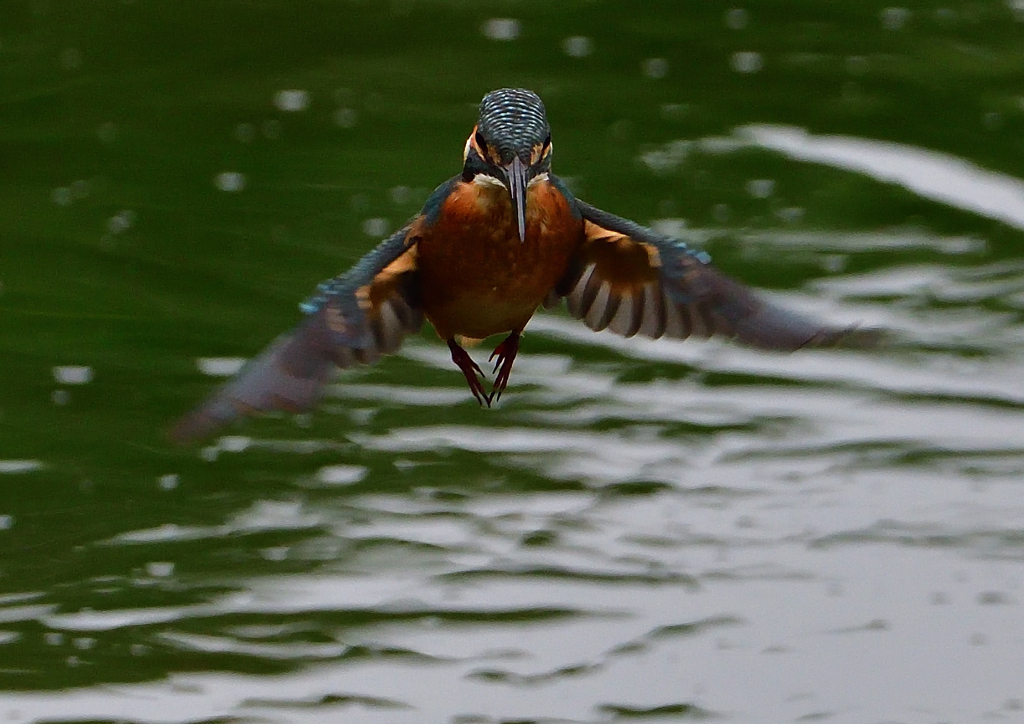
[[543, 133, 552, 148], [474, 130, 487, 149]]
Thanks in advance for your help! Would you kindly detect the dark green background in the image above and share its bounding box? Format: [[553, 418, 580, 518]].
[[2, 1, 1023, 720]]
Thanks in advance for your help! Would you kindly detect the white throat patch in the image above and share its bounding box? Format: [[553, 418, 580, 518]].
[[472, 174, 506, 189], [472, 171, 549, 188]]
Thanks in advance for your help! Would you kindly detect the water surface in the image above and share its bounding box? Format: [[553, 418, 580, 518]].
[[3, 1, 1024, 722]]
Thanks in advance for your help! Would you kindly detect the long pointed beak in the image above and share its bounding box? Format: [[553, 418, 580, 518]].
[[502, 156, 529, 243]]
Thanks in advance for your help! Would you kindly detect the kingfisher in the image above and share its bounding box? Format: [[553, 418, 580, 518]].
[[171, 88, 873, 443]]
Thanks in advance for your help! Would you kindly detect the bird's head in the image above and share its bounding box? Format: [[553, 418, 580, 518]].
[[463, 88, 552, 242]]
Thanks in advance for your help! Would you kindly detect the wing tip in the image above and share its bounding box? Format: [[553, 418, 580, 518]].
[[799, 324, 888, 350], [166, 412, 222, 447], [167, 397, 255, 446]]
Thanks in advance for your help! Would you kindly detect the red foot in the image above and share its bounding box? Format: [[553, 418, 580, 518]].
[[488, 332, 520, 405], [448, 339, 489, 406]]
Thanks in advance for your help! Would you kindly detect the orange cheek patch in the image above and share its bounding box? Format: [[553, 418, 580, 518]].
[[481, 144, 500, 165]]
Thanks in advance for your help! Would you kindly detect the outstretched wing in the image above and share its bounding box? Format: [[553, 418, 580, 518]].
[[169, 227, 423, 444], [552, 200, 877, 350]]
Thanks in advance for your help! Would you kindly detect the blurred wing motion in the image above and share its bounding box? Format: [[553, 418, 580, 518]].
[[554, 200, 879, 350], [169, 227, 423, 444]]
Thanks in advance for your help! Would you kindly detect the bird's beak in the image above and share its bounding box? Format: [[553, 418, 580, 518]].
[[501, 156, 529, 243]]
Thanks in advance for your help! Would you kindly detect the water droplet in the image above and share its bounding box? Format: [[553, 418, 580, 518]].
[[821, 254, 847, 273], [880, 7, 910, 30], [220, 436, 251, 453], [651, 218, 688, 238], [642, 58, 669, 79], [731, 51, 763, 73], [481, 18, 520, 41], [262, 547, 289, 561], [66, 655, 80, 667], [0, 461, 42, 474], [273, 89, 309, 112], [333, 107, 357, 128], [72, 637, 96, 650], [107, 210, 135, 234], [52, 366, 93, 384], [145, 561, 175, 578], [214, 171, 246, 193], [196, 357, 245, 376], [389, 185, 411, 205], [660, 103, 688, 121], [561, 36, 593, 58], [349, 408, 374, 425], [52, 187, 72, 206], [158, 474, 179, 491], [235, 122, 255, 142], [316, 464, 368, 486], [44, 632, 64, 646], [97, 122, 117, 143], [777, 206, 805, 224], [51, 389, 69, 405], [60, 48, 81, 70], [0, 515, 12, 530], [725, 8, 749, 29], [362, 217, 389, 237], [746, 178, 775, 198]]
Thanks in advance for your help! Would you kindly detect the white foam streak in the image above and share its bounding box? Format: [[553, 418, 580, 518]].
[[737, 124, 1024, 230]]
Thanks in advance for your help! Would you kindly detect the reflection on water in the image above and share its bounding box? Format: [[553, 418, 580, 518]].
[[5, 2, 1024, 722], [6, 137, 1024, 721], [736, 125, 1024, 231]]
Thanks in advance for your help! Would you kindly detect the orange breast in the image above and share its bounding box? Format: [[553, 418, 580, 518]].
[[416, 178, 584, 340]]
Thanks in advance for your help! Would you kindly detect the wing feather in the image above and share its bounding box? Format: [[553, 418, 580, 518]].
[[638, 283, 666, 339], [584, 281, 616, 332], [170, 227, 423, 444], [549, 199, 878, 350]]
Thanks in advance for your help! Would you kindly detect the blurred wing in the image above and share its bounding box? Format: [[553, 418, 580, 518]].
[[169, 227, 423, 444], [558, 200, 877, 349]]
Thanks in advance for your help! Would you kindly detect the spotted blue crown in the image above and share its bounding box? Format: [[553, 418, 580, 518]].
[[478, 88, 550, 161]]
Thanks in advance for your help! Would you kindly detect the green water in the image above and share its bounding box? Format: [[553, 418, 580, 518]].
[[3, 1, 1024, 722]]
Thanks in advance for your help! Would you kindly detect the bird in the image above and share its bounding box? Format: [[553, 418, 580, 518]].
[[170, 88, 874, 444]]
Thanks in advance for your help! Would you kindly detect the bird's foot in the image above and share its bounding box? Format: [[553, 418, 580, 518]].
[[487, 331, 520, 405], [448, 338, 489, 407]]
